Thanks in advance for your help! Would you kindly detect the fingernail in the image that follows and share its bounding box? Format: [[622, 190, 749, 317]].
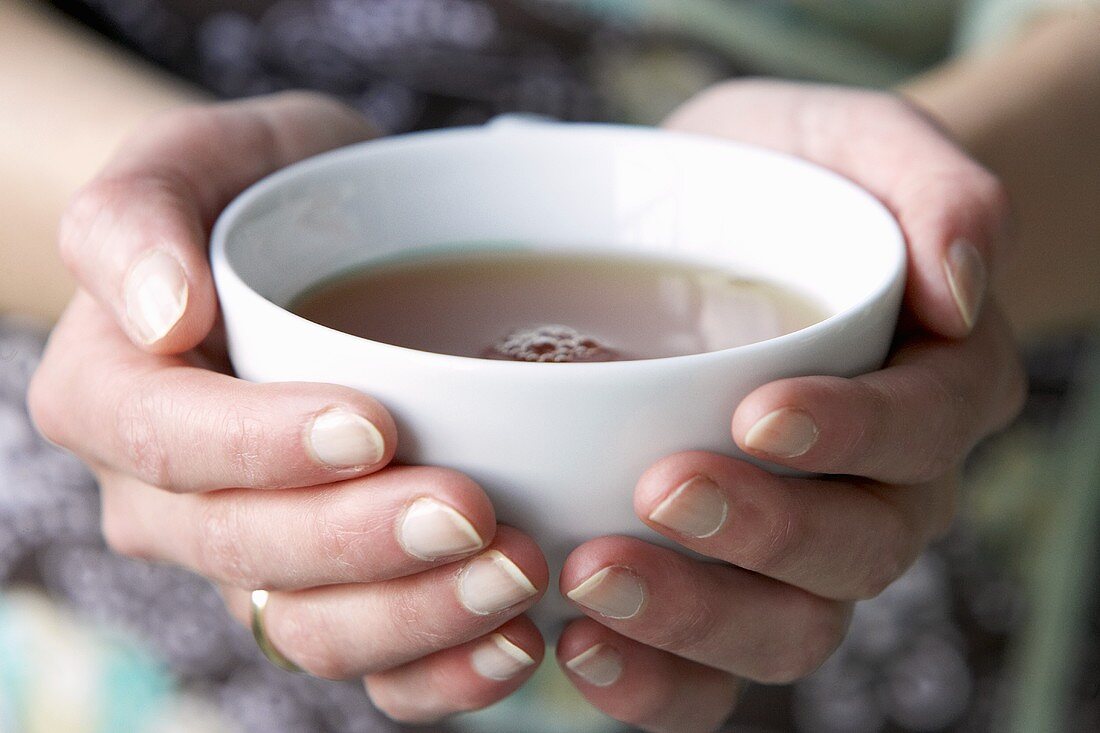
[[566, 566, 645, 620], [944, 239, 987, 331], [398, 497, 484, 560], [307, 409, 385, 468], [470, 634, 536, 681], [124, 249, 188, 344], [565, 644, 623, 687], [744, 408, 818, 458], [458, 550, 538, 615], [648, 476, 728, 538]]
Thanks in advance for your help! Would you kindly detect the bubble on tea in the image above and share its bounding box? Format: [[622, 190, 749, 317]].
[[482, 324, 622, 363]]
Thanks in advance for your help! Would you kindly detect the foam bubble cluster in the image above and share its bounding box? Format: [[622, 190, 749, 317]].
[[483, 324, 619, 363]]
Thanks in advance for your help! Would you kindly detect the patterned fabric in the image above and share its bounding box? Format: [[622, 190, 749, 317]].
[[49, 0, 1100, 133], [53, 0, 617, 131], [10, 1, 1100, 730], [5, 322, 1098, 732]]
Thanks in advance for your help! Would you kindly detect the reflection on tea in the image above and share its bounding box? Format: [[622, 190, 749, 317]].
[[289, 250, 828, 362]]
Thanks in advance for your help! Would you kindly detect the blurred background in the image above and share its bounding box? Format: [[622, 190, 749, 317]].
[[1, 1, 1098, 731]]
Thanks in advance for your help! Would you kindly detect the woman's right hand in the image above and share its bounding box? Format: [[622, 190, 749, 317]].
[[28, 92, 548, 723]]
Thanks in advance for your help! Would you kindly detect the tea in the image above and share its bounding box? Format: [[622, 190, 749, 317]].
[[289, 250, 827, 362]]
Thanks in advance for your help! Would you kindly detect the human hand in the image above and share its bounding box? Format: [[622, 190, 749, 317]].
[[554, 80, 1026, 732], [28, 93, 549, 723]]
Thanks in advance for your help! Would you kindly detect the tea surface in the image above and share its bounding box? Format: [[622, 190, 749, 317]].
[[289, 250, 827, 361]]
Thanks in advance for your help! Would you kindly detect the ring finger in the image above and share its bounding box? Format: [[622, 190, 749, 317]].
[[220, 526, 547, 679]]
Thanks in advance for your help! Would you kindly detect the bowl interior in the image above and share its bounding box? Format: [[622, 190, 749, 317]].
[[215, 122, 904, 329]]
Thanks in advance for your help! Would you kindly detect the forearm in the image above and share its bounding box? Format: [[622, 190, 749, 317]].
[[0, 0, 205, 321], [901, 9, 1100, 338]]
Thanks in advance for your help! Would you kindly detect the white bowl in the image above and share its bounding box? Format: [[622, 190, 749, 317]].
[[211, 118, 906, 628]]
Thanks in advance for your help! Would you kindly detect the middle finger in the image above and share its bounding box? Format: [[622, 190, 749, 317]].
[[731, 305, 1025, 484], [634, 451, 955, 600], [99, 465, 496, 590], [31, 296, 397, 494]]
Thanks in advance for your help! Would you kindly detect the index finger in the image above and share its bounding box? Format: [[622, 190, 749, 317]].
[[733, 303, 1026, 484], [664, 79, 1011, 338], [58, 92, 376, 353], [30, 293, 396, 493]]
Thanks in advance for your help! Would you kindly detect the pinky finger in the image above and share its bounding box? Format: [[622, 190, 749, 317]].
[[558, 618, 741, 733], [363, 616, 544, 724]]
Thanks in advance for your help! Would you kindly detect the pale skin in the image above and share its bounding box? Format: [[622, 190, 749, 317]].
[[10, 3, 1099, 731], [25, 89, 1024, 728]]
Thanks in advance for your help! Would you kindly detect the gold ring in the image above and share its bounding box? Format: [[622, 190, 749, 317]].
[[250, 589, 304, 673]]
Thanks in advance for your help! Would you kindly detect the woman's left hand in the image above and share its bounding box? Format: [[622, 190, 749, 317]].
[[555, 80, 1027, 732]]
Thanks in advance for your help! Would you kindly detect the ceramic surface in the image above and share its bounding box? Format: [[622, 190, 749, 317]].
[[211, 119, 906, 628]]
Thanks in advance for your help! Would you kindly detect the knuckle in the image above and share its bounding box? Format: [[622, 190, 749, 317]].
[[315, 486, 402, 579], [388, 586, 451, 653], [219, 407, 274, 488], [854, 382, 900, 474], [824, 380, 893, 476], [652, 594, 722, 655], [926, 393, 971, 480], [886, 368, 966, 483], [194, 497, 258, 586], [59, 175, 191, 272], [57, 179, 122, 273], [113, 383, 174, 489], [316, 504, 370, 574], [738, 497, 802, 577]]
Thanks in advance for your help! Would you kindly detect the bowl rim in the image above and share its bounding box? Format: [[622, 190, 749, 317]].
[[210, 120, 906, 373]]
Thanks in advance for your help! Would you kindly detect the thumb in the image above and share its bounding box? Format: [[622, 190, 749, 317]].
[[58, 92, 376, 354], [664, 80, 1012, 338]]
